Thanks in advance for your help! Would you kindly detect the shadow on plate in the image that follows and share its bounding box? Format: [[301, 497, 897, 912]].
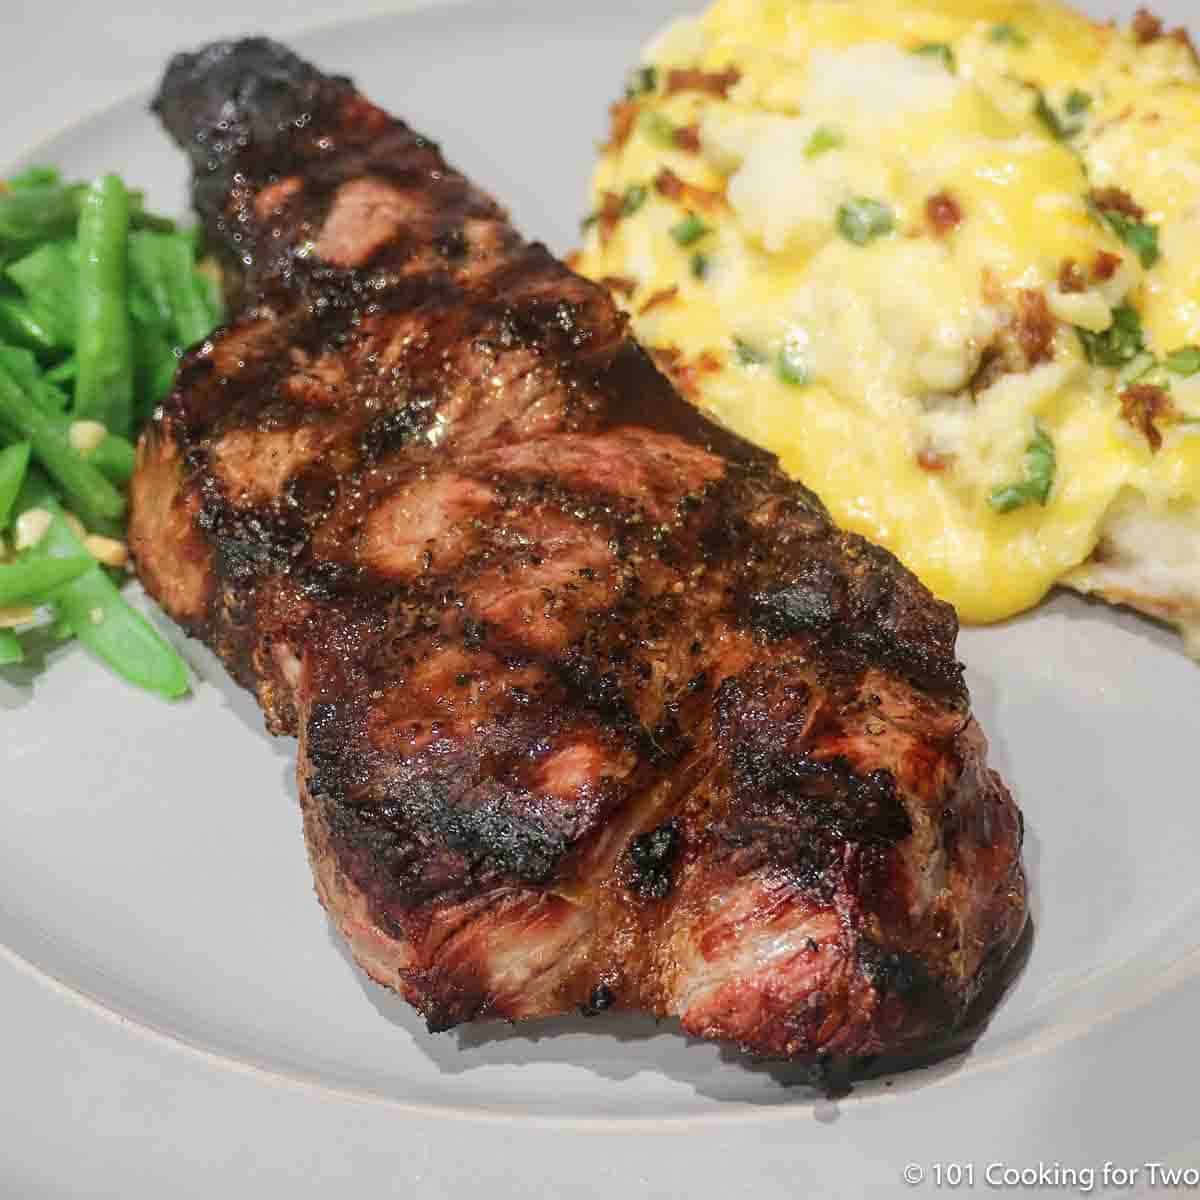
[[331, 912, 1034, 1108]]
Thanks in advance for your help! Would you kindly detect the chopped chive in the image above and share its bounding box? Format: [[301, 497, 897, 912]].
[[989, 22, 1029, 47], [1065, 89, 1093, 115], [1165, 346, 1200, 376], [989, 424, 1056, 513], [1090, 198, 1160, 269], [805, 125, 845, 159], [1076, 304, 1145, 367], [913, 42, 955, 71], [621, 184, 648, 217], [734, 337, 767, 366], [641, 111, 679, 148], [670, 212, 711, 246], [690, 252, 710, 280], [836, 197, 895, 246], [626, 65, 658, 99], [777, 345, 809, 387]]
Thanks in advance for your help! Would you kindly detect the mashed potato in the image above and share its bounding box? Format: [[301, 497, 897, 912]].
[[576, 0, 1200, 650]]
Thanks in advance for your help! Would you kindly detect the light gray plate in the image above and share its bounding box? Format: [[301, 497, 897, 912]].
[[2, 1, 1198, 1195]]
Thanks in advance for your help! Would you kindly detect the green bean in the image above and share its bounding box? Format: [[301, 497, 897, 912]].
[[87, 432, 136, 486], [0, 363, 124, 526], [0, 554, 92, 606], [128, 232, 172, 328], [0, 184, 84, 251], [133, 316, 179, 416], [159, 234, 213, 348], [0, 294, 57, 354], [6, 240, 79, 348], [12, 462, 55, 515], [39, 502, 189, 698], [0, 346, 66, 412], [7, 166, 61, 190], [0, 440, 30, 527], [44, 357, 77, 386], [74, 175, 135, 436], [0, 629, 21, 665]]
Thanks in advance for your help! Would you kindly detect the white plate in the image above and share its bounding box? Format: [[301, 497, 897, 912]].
[[3, 1, 1200, 1194]]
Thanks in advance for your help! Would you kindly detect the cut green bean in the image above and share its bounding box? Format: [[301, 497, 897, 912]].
[[44, 356, 77, 385], [39, 502, 189, 699], [159, 234, 213, 348], [0, 554, 92, 606], [0, 363, 125, 526], [0, 294, 58, 353], [6, 240, 79, 348], [74, 175, 134, 436], [87, 433, 136, 486], [128, 232, 173, 329], [0, 629, 22, 665], [0, 184, 84, 251], [0, 440, 31, 527], [0, 346, 66, 412], [12, 462, 55, 516], [7, 166, 61, 190]]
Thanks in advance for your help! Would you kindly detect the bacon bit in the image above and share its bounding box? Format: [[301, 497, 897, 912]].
[[925, 191, 963, 236], [693, 350, 722, 374], [595, 190, 627, 242], [665, 66, 741, 98], [650, 346, 682, 373], [1058, 259, 1087, 294], [674, 124, 702, 153], [1092, 250, 1124, 282], [1132, 8, 1164, 43], [1016, 290, 1055, 367], [917, 447, 953, 472], [1090, 186, 1145, 220], [655, 168, 725, 212], [639, 286, 680, 316], [608, 100, 640, 150], [970, 346, 1007, 397], [599, 275, 638, 297], [981, 267, 1004, 307], [1120, 383, 1175, 451]]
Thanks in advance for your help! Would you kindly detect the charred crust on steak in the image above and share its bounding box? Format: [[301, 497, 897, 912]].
[[131, 38, 1029, 1067]]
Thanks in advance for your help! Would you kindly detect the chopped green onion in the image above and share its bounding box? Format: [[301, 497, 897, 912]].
[[837, 197, 895, 246], [989, 22, 1029, 47], [0, 554, 93, 607], [621, 184, 647, 218], [641, 111, 679, 148], [734, 337, 767, 366], [626, 65, 658, 99], [690, 252, 710, 280], [989, 424, 1057, 513], [1092, 203, 1160, 269], [1076, 303, 1145, 367], [913, 43, 956, 71], [777, 345, 809, 387], [0, 441, 31, 529], [805, 125, 845, 158], [670, 212, 711, 246], [1165, 346, 1200, 376], [1034, 91, 1073, 140], [1065, 89, 1093, 115]]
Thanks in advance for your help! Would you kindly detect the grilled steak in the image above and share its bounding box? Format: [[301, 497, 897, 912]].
[[131, 38, 1027, 1066]]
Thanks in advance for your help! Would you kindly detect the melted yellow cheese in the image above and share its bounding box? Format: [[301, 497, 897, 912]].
[[577, 0, 1200, 624]]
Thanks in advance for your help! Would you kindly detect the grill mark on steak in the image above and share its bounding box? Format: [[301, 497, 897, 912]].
[[131, 38, 1028, 1068]]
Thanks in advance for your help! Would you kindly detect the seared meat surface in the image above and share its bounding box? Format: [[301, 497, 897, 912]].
[[131, 38, 1026, 1064]]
